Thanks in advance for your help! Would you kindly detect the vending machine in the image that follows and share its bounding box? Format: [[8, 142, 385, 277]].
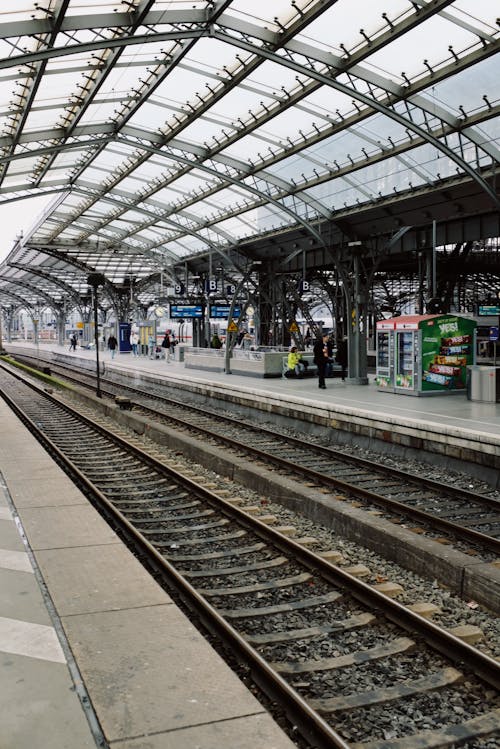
[[376, 314, 476, 396], [375, 319, 395, 390]]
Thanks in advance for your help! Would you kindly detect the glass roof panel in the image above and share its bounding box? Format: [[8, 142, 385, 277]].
[[425, 56, 499, 116], [0, 0, 498, 285], [297, 0, 411, 53], [361, 7, 497, 80]]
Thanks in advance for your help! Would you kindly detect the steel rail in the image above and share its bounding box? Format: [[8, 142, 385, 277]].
[[8, 353, 500, 556], [1, 362, 499, 701]]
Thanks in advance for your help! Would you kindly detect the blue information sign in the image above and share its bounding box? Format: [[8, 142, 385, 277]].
[[478, 305, 500, 316], [210, 304, 241, 319], [170, 304, 204, 319], [489, 326, 499, 342]]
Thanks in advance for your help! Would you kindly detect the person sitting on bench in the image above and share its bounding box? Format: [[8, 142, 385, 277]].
[[287, 346, 308, 377]]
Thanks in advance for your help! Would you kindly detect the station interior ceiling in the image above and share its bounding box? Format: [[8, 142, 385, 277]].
[[0, 0, 498, 326]]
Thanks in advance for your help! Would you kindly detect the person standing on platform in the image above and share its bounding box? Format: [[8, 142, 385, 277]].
[[170, 332, 177, 360], [326, 334, 335, 378], [313, 333, 329, 389], [107, 334, 118, 359], [148, 333, 155, 359], [69, 333, 77, 352], [130, 330, 139, 357], [161, 331, 171, 362], [336, 337, 348, 381]]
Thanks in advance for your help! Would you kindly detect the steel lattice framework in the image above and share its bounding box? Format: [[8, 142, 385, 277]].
[[0, 0, 498, 312]]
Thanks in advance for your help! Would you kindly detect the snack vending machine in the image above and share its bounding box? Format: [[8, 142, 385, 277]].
[[375, 319, 395, 390], [376, 314, 476, 395]]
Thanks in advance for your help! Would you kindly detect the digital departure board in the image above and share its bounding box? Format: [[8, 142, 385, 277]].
[[169, 304, 204, 318], [209, 305, 241, 319]]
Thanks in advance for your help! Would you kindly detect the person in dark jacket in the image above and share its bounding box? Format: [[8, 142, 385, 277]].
[[211, 334, 222, 349], [313, 333, 329, 389], [107, 334, 118, 359], [161, 332, 171, 362]]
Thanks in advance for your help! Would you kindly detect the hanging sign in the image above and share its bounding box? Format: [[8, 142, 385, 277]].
[[297, 279, 309, 295], [289, 321, 299, 333], [226, 284, 236, 296], [174, 283, 185, 295], [227, 320, 238, 332], [210, 305, 241, 319], [205, 278, 218, 293]]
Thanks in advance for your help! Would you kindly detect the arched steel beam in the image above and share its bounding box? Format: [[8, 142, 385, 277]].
[[0, 130, 331, 247], [1, 5, 494, 175], [70, 184, 248, 275], [0, 276, 60, 307], [123, 137, 326, 246], [30, 1, 233, 188], [211, 30, 500, 209], [68, 184, 239, 248], [0, 289, 35, 311], [7, 262, 86, 307], [2, 2, 337, 242], [0, 0, 71, 185]]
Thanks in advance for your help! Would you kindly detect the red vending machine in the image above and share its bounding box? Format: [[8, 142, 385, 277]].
[[376, 314, 476, 396]]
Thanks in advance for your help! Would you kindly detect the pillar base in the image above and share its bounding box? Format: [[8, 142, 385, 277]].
[[346, 376, 369, 385]]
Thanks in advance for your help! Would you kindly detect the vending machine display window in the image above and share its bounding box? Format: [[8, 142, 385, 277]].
[[396, 331, 414, 389], [375, 330, 393, 388], [377, 331, 390, 369]]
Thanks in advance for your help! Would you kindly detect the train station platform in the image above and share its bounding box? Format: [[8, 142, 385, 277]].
[[5, 341, 500, 486], [0, 395, 297, 749]]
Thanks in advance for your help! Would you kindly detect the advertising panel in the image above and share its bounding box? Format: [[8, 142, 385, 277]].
[[420, 315, 476, 392]]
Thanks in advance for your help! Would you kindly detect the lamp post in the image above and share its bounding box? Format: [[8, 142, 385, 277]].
[[0, 305, 4, 355], [87, 273, 106, 398]]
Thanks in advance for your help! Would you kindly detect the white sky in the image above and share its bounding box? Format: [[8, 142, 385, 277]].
[[0, 195, 53, 263]]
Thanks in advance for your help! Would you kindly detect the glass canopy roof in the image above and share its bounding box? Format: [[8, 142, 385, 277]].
[[0, 0, 498, 308]]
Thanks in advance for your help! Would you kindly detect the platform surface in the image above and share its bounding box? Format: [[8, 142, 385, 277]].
[[6, 341, 499, 439]]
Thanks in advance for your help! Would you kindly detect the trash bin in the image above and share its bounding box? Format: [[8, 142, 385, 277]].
[[467, 365, 500, 402]]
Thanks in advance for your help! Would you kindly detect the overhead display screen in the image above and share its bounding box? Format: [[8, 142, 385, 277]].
[[478, 305, 500, 316], [169, 304, 204, 319], [210, 304, 241, 319]]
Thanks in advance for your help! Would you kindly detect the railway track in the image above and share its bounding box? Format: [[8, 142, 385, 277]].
[[11, 353, 500, 558], [1, 365, 499, 749]]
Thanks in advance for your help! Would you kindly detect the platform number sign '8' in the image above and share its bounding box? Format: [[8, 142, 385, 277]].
[[205, 278, 218, 294], [226, 284, 236, 297], [174, 283, 185, 296], [297, 279, 309, 295]]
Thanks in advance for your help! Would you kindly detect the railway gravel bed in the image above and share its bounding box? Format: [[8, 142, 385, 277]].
[[10, 354, 500, 560], [1, 364, 499, 749]]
